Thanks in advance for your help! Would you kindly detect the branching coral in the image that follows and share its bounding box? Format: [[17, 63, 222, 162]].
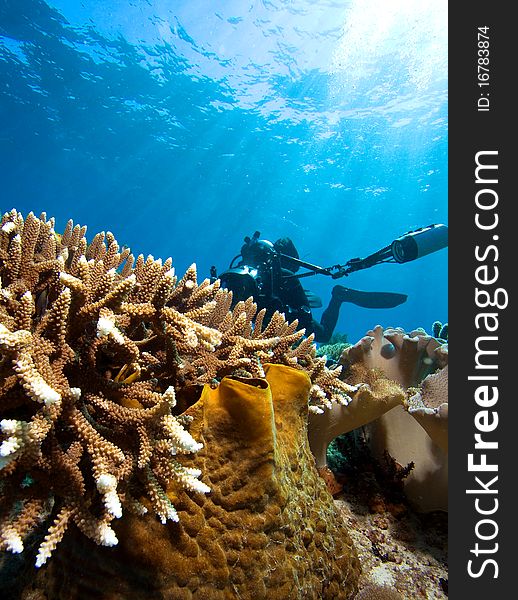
[[0, 209, 355, 566]]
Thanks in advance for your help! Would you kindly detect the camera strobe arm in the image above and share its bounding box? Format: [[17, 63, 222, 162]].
[[340, 245, 395, 276], [277, 254, 336, 278], [282, 223, 448, 281]]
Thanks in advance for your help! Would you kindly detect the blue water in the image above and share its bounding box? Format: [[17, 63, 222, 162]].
[[0, 0, 447, 344]]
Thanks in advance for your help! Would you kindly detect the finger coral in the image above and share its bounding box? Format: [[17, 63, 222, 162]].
[[0, 209, 356, 567]]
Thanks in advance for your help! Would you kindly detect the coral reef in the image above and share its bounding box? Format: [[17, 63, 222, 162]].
[[337, 487, 448, 599], [22, 364, 360, 599], [1, 210, 358, 590], [338, 325, 448, 512], [332, 430, 448, 599], [307, 368, 406, 468], [432, 320, 448, 343], [316, 332, 351, 363], [407, 365, 448, 454], [340, 325, 447, 390]]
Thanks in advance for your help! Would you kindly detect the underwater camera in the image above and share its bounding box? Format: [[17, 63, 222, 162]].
[[218, 232, 278, 305], [391, 224, 448, 263], [343, 224, 448, 275], [218, 265, 262, 304]]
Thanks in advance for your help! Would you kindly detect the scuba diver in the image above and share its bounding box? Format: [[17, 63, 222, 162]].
[[213, 224, 448, 344]]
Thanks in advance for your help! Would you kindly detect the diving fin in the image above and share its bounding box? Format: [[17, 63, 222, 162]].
[[332, 285, 407, 309]]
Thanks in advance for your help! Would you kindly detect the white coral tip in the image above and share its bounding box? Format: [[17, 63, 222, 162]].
[[163, 386, 177, 408], [0, 437, 20, 457], [188, 478, 211, 494], [4, 532, 24, 554], [69, 387, 81, 401], [96, 473, 117, 493], [1, 419, 19, 435], [105, 490, 123, 519], [1, 221, 16, 233], [97, 314, 124, 344], [164, 504, 179, 523], [37, 382, 61, 406], [35, 550, 49, 568], [99, 523, 118, 546], [97, 315, 115, 337]]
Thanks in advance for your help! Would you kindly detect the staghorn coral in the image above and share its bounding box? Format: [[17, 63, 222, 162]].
[[0, 209, 356, 568], [0, 211, 210, 566]]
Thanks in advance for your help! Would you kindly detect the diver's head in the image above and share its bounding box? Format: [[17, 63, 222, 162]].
[[274, 237, 300, 273], [240, 232, 275, 268]]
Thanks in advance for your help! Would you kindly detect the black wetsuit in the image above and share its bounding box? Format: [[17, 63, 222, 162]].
[[276, 268, 338, 344], [228, 236, 405, 344]]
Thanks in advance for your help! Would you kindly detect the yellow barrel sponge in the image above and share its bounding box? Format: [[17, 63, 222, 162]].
[[32, 364, 360, 599]]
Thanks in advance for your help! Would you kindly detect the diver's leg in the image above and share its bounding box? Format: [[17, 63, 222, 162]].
[[317, 293, 343, 343], [310, 320, 327, 344], [318, 284, 409, 344]]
